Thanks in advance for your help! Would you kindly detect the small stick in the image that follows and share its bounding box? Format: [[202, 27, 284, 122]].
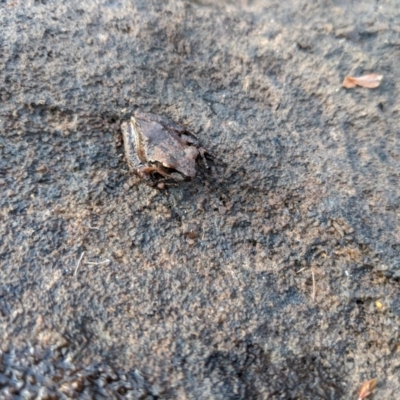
[[74, 252, 85, 277], [296, 267, 308, 274], [84, 259, 110, 265], [89, 224, 100, 230], [311, 269, 316, 301]]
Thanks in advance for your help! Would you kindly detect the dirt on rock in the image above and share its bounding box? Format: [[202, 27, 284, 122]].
[[1, 0, 400, 398]]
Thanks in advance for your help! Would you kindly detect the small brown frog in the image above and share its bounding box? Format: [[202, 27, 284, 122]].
[[121, 110, 208, 186]]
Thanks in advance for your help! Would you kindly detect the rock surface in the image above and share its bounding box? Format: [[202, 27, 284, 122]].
[[1, 0, 399, 398]]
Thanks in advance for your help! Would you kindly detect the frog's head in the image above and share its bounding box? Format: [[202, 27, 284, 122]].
[[157, 145, 199, 180], [174, 146, 199, 179]]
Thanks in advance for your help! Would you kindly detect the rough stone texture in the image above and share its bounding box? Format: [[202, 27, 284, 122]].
[[1, 0, 400, 398]]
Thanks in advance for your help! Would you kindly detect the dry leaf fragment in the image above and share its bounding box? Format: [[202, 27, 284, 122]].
[[342, 74, 383, 89], [358, 378, 377, 399]]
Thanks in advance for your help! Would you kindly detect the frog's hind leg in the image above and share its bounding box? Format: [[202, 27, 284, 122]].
[[134, 111, 188, 135], [121, 120, 147, 170]]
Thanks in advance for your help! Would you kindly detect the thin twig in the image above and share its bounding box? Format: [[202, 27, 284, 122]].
[[84, 259, 110, 265], [89, 224, 100, 230], [296, 267, 308, 274], [311, 269, 316, 301], [74, 252, 85, 277]]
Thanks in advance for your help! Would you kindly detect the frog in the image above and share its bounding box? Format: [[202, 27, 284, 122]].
[[121, 110, 209, 186]]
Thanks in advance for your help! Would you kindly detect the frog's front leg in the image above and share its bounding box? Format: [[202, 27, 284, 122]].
[[138, 165, 185, 182], [180, 133, 200, 147], [197, 147, 210, 168]]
